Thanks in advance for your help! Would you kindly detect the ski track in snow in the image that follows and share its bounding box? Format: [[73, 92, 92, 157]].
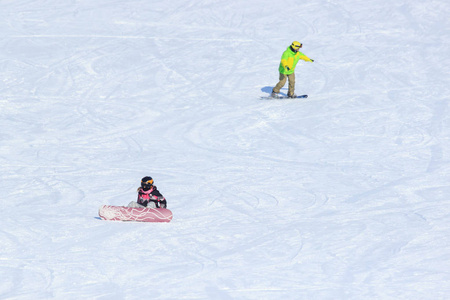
[[1, 0, 450, 299]]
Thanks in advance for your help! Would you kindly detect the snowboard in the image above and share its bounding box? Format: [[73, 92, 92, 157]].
[[260, 94, 308, 100], [98, 205, 173, 223]]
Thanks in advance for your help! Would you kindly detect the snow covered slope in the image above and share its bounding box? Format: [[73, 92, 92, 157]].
[[1, 0, 449, 299]]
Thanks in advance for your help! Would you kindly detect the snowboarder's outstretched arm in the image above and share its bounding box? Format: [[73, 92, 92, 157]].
[[299, 53, 314, 62]]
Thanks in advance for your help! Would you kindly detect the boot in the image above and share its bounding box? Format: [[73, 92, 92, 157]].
[[271, 90, 278, 98]]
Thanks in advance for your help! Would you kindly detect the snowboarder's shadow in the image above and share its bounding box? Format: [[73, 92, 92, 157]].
[[261, 86, 288, 98], [261, 86, 289, 96]]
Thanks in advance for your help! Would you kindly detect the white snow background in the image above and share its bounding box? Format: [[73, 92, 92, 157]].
[[1, 0, 450, 299]]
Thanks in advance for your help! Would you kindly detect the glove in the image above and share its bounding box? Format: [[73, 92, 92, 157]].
[[286, 66, 290, 71], [159, 200, 167, 208], [311, 59, 314, 62]]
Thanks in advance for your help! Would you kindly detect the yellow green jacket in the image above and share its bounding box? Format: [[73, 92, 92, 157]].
[[278, 46, 313, 75]]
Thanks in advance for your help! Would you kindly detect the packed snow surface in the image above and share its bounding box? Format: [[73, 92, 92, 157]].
[[1, 0, 449, 299]]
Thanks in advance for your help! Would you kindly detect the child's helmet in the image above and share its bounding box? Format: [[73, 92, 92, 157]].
[[291, 41, 302, 52], [141, 176, 154, 191]]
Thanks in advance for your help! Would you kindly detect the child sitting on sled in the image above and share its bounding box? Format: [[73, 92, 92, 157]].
[[128, 176, 167, 208]]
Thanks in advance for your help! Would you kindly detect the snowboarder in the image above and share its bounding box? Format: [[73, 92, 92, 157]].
[[272, 41, 314, 98], [128, 176, 167, 208]]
